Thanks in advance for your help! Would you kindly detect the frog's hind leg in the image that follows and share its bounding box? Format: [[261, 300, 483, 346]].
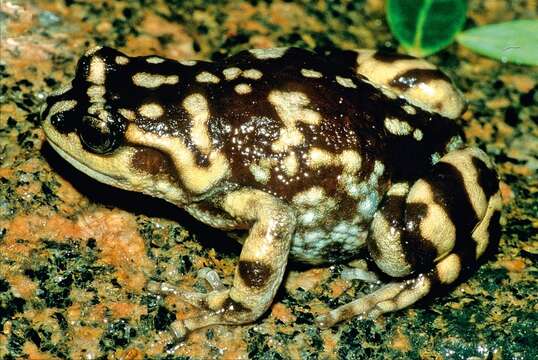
[[153, 189, 295, 340], [315, 147, 501, 327], [326, 48, 465, 119]]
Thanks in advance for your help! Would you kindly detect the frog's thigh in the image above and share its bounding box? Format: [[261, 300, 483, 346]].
[[330, 49, 465, 119], [180, 189, 295, 334], [316, 147, 501, 327]]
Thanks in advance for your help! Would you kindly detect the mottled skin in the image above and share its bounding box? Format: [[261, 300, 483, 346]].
[[41, 46, 501, 338]]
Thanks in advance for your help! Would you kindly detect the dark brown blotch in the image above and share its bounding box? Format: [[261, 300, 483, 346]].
[[390, 68, 451, 91], [373, 51, 416, 63], [472, 157, 499, 199], [402, 202, 439, 272], [222, 297, 251, 314], [131, 147, 177, 180], [238, 260, 272, 288]]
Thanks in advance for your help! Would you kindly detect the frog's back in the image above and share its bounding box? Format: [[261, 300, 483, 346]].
[[212, 48, 388, 200]]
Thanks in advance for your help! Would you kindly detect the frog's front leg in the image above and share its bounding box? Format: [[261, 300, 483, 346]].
[[316, 147, 501, 327], [163, 189, 295, 338]]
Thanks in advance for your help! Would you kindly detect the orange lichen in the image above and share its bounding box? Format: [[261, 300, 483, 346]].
[[329, 278, 349, 298], [499, 182, 513, 205], [69, 326, 103, 360], [5, 274, 37, 299], [108, 302, 148, 320], [77, 210, 154, 293], [499, 74, 536, 93], [499, 258, 526, 273], [486, 98, 510, 109], [391, 329, 411, 352], [270, 302, 296, 324], [118, 348, 144, 360], [285, 268, 329, 292]]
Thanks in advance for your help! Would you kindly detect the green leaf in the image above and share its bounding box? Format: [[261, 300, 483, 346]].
[[456, 20, 538, 66], [387, 0, 467, 57]]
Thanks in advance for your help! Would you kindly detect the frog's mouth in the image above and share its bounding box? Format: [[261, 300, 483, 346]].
[[46, 137, 127, 187]]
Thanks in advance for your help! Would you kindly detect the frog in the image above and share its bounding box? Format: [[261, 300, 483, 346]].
[[41, 46, 501, 338]]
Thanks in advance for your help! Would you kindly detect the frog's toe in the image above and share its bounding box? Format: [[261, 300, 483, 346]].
[[197, 267, 225, 291]]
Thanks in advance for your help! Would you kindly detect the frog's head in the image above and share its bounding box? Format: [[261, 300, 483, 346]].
[[41, 46, 189, 204]]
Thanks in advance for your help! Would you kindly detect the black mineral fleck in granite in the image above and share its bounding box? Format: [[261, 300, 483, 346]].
[[0, 0, 536, 359]]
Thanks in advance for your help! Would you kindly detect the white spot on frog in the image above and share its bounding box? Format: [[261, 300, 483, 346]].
[[139, 103, 164, 119], [336, 76, 357, 89], [249, 47, 287, 59], [88, 56, 106, 85], [146, 56, 164, 64], [268, 90, 321, 152], [301, 69, 323, 78], [223, 67, 242, 80], [115, 56, 129, 65], [179, 60, 197, 66], [132, 73, 179, 88], [234, 83, 252, 94], [384, 117, 412, 136], [242, 69, 263, 80], [183, 93, 211, 153], [196, 71, 220, 84]]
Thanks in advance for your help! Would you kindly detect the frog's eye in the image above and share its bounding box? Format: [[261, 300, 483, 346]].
[[78, 115, 121, 154]]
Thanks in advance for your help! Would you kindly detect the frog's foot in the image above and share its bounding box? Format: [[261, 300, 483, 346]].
[[147, 268, 225, 310], [316, 147, 501, 327], [152, 189, 295, 341]]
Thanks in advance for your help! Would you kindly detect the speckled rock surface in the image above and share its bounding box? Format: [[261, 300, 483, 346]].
[[0, 0, 536, 359]]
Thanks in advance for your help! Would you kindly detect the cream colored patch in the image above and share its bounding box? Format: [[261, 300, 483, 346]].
[[420, 202, 456, 259], [146, 56, 164, 64], [268, 90, 321, 152], [87, 85, 106, 99], [139, 103, 164, 119], [301, 69, 322, 78], [402, 105, 417, 115], [370, 212, 410, 277], [307, 148, 361, 173], [50, 84, 72, 97], [118, 108, 136, 121], [283, 152, 299, 177], [440, 148, 490, 219], [307, 148, 334, 168], [249, 47, 287, 59], [196, 71, 220, 84], [179, 60, 197, 66], [126, 127, 229, 194], [48, 100, 77, 117], [436, 254, 461, 284], [242, 69, 263, 80], [413, 128, 423, 141], [249, 163, 271, 184], [407, 180, 456, 259], [339, 150, 361, 173], [380, 86, 398, 99], [183, 93, 211, 153], [115, 56, 129, 65], [384, 117, 412, 136], [88, 56, 106, 84], [472, 192, 501, 257], [223, 67, 242, 80], [235, 83, 252, 94], [387, 182, 409, 196], [336, 76, 357, 88], [293, 186, 325, 206], [132, 73, 179, 88], [84, 46, 102, 56]]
